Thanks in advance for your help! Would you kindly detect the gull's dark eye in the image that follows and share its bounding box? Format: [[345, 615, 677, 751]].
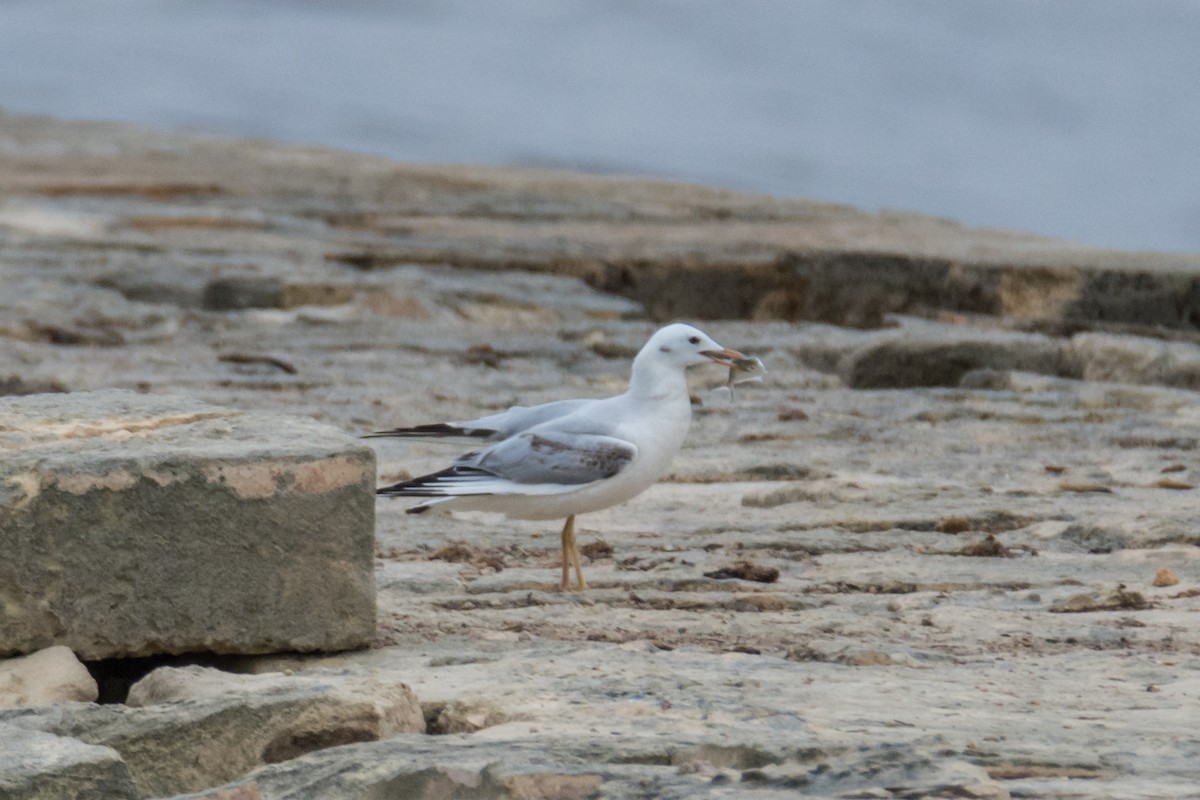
[[688, 336, 701, 345]]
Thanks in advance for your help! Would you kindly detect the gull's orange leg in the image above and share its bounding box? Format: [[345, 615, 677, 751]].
[[559, 515, 587, 591], [560, 515, 574, 591]]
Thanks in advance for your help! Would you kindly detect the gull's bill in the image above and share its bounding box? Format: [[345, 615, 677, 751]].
[[700, 347, 748, 368]]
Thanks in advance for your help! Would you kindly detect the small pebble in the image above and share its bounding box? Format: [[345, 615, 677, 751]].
[[1153, 568, 1179, 587]]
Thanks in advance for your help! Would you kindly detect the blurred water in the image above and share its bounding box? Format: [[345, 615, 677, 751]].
[[0, 0, 1197, 252]]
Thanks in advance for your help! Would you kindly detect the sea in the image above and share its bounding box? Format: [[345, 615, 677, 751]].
[[1, 0, 1197, 252]]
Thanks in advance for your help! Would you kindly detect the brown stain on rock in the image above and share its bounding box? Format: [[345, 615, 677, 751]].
[[959, 535, 1014, 558], [935, 516, 972, 534], [704, 560, 780, 583], [125, 215, 266, 231], [1059, 481, 1113, 494], [34, 182, 223, 199], [997, 267, 1082, 319], [292, 455, 368, 495]]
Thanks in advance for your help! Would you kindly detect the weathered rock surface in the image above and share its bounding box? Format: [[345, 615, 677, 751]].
[[0, 725, 136, 800], [0, 646, 97, 706], [176, 740, 1010, 800], [0, 390, 376, 659], [202, 276, 354, 311], [1067, 332, 1200, 389], [5, 109, 1200, 331], [837, 326, 1064, 389], [3, 111, 1200, 798], [1, 666, 422, 798], [168, 642, 1020, 800]]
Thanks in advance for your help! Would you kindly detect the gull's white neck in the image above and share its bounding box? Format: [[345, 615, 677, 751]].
[[627, 349, 691, 403]]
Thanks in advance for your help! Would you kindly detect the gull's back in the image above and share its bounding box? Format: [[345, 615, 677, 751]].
[[459, 398, 596, 441]]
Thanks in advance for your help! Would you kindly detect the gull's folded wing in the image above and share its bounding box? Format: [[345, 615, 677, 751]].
[[377, 430, 637, 498]]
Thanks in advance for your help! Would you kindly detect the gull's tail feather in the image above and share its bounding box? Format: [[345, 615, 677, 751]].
[[363, 423, 499, 441], [377, 463, 578, 506], [406, 498, 454, 515]]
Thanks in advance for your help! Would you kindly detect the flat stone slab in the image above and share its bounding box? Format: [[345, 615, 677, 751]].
[[0, 390, 375, 659]]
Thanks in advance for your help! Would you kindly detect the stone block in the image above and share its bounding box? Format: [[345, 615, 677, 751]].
[[0, 390, 375, 659]]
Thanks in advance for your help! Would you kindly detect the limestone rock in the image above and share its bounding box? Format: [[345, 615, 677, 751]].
[[11, 111, 1200, 331], [203, 277, 354, 311], [422, 697, 509, 735], [0, 390, 375, 659], [375, 561, 465, 595], [126, 665, 425, 741], [1067, 333, 1200, 389], [838, 328, 1062, 389], [174, 786, 264, 800], [167, 735, 1010, 800], [1055, 521, 1197, 553], [757, 746, 1010, 799], [0, 646, 97, 706], [0, 375, 68, 396], [0, 725, 136, 800], [1049, 586, 1151, 613], [125, 664, 284, 706], [0, 278, 181, 346], [2, 666, 423, 798], [168, 738, 658, 800]]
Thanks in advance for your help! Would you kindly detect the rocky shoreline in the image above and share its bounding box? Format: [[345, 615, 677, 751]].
[[1, 111, 1198, 798]]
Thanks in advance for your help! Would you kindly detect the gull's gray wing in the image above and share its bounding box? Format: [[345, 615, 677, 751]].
[[461, 430, 637, 485], [377, 429, 637, 499], [365, 399, 593, 443]]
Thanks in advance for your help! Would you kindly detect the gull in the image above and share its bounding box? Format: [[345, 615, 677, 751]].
[[368, 323, 747, 591]]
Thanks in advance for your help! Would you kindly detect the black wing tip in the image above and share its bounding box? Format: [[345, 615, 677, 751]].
[[361, 423, 498, 440], [376, 483, 440, 497], [376, 465, 492, 498]]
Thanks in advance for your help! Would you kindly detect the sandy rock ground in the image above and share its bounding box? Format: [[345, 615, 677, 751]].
[[1, 112, 1199, 798]]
